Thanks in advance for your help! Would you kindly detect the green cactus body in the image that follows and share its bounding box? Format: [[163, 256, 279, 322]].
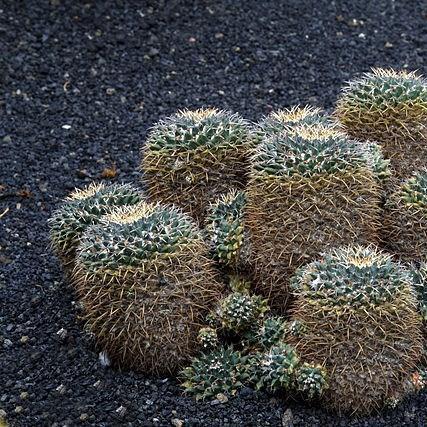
[[180, 346, 249, 400], [384, 171, 427, 263], [294, 363, 328, 400], [204, 190, 247, 269], [289, 246, 423, 414], [245, 124, 381, 311], [197, 327, 220, 352], [335, 68, 427, 178], [247, 343, 299, 392], [48, 182, 143, 269], [243, 316, 287, 351], [256, 106, 333, 138], [73, 202, 224, 374], [142, 109, 255, 224], [215, 292, 268, 334]]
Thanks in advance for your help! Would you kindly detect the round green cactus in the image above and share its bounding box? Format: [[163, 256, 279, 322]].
[[384, 171, 427, 263], [215, 292, 268, 333], [289, 245, 423, 414], [197, 327, 219, 352], [181, 346, 248, 400], [410, 264, 427, 321], [294, 363, 328, 400], [335, 68, 427, 177], [73, 202, 224, 374], [245, 124, 381, 311], [247, 343, 299, 392], [243, 316, 287, 350], [48, 182, 143, 267], [142, 108, 255, 223], [205, 190, 247, 268]]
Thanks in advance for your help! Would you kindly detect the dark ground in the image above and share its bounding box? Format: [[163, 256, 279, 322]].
[[1, 1, 427, 426]]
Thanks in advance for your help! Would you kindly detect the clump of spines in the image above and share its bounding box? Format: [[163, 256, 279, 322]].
[[257, 106, 332, 137], [142, 108, 255, 223], [205, 190, 247, 268], [73, 202, 223, 374], [335, 68, 427, 177], [245, 124, 381, 311], [197, 327, 219, 352], [215, 291, 268, 333], [48, 182, 143, 268], [180, 346, 249, 400], [294, 363, 328, 400], [289, 245, 423, 414], [247, 343, 299, 392], [243, 316, 287, 350], [384, 171, 427, 263]]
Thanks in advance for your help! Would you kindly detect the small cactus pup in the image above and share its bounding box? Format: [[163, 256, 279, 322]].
[[335, 68, 427, 178], [141, 108, 255, 224], [256, 105, 334, 138], [384, 172, 427, 263], [242, 316, 288, 351], [180, 346, 249, 400], [48, 182, 143, 269], [73, 202, 224, 375], [289, 245, 423, 415], [204, 190, 248, 270], [293, 363, 328, 400], [245, 124, 382, 311]]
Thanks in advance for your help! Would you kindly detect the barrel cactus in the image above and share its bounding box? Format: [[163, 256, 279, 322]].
[[384, 171, 427, 263], [294, 363, 329, 400], [73, 202, 224, 374], [48, 182, 143, 268], [289, 245, 423, 414], [245, 124, 381, 310], [335, 68, 427, 177], [204, 190, 247, 269], [141, 108, 254, 224]]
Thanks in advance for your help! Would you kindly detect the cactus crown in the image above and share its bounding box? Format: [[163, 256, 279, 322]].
[[294, 363, 329, 399], [400, 172, 427, 208], [251, 124, 369, 178], [146, 108, 251, 151], [77, 202, 201, 272], [257, 106, 329, 135], [181, 346, 248, 400], [49, 183, 143, 256], [336, 68, 427, 130], [291, 246, 413, 307]]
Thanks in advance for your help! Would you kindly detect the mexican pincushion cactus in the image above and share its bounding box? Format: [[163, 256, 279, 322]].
[[142, 108, 254, 224], [245, 124, 381, 311], [48, 182, 143, 268], [289, 246, 423, 414], [294, 363, 328, 400], [73, 202, 224, 374], [204, 190, 247, 269], [335, 68, 427, 177], [384, 171, 427, 263], [257, 105, 332, 137]]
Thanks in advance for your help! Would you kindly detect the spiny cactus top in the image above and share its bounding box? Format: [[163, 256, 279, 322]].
[[291, 246, 414, 307], [146, 108, 252, 151], [76, 202, 201, 273], [257, 105, 331, 136], [49, 182, 143, 261], [251, 125, 371, 178], [336, 68, 427, 136], [399, 172, 427, 208]]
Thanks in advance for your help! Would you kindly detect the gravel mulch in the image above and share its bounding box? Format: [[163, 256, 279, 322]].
[[1, 1, 427, 425]]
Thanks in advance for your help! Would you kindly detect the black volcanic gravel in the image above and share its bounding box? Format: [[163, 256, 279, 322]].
[[1, 1, 427, 426]]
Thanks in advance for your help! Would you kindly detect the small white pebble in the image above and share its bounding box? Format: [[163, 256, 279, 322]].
[[99, 351, 111, 367], [62, 124, 71, 130], [56, 384, 66, 394], [115, 406, 126, 416]]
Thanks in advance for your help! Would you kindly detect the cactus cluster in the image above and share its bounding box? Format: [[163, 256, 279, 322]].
[[142, 108, 254, 223], [289, 246, 423, 414], [245, 124, 381, 311], [385, 171, 427, 263], [50, 71, 427, 415], [336, 68, 427, 177], [73, 202, 223, 374]]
